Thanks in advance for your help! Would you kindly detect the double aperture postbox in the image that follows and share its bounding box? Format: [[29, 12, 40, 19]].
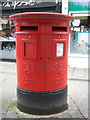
[[10, 13, 74, 115]]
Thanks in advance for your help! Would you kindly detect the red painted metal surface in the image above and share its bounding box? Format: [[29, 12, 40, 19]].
[[10, 13, 74, 91]]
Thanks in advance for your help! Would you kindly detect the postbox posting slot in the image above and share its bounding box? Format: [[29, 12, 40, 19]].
[[52, 26, 67, 32], [20, 26, 38, 31]]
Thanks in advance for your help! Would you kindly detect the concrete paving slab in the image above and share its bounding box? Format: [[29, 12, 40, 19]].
[[0, 71, 9, 79], [68, 70, 73, 80], [67, 95, 78, 110], [2, 91, 15, 115], [68, 67, 75, 80], [72, 68, 85, 80], [55, 111, 70, 118], [2, 79, 16, 117], [67, 109, 84, 118], [0, 94, 2, 120], [6, 111, 19, 118], [68, 80, 88, 118], [68, 67, 75, 71], [86, 69, 89, 80], [0, 77, 2, 120], [0, 62, 16, 74], [0, 73, 2, 85]]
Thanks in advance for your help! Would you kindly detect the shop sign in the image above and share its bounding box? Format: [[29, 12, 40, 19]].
[[72, 19, 80, 27], [2, 0, 58, 10], [0, 18, 8, 24], [69, 0, 90, 11], [2, 0, 36, 9]]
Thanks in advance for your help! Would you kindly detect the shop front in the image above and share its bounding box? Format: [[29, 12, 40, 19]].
[[68, 0, 89, 68], [0, 16, 16, 61], [0, 0, 62, 61]]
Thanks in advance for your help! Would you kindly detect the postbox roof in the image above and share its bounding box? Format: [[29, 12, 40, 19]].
[[9, 12, 74, 24]]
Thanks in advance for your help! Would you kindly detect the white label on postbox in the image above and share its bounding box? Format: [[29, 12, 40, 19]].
[[57, 43, 64, 57]]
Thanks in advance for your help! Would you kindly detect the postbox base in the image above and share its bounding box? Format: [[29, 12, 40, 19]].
[[17, 86, 68, 115]]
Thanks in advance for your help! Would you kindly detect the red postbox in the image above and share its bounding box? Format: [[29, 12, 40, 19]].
[[10, 13, 74, 115]]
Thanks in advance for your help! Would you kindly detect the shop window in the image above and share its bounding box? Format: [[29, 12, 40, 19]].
[[70, 17, 89, 55]]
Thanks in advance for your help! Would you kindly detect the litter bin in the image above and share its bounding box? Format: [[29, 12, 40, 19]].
[[10, 12, 74, 115]]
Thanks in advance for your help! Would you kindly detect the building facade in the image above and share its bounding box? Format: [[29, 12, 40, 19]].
[[68, 0, 89, 67], [0, 0, 62, 61]]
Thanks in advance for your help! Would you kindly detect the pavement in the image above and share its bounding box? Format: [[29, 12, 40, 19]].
[[0, 61, 89, 119]]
